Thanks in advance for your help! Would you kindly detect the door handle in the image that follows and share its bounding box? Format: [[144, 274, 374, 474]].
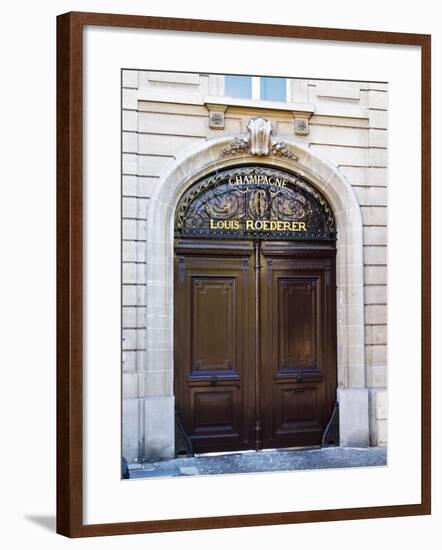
[[295, 374, 304, 383], [210, 376, 218, 386]]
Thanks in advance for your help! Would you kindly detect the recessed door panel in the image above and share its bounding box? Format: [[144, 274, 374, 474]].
[[191, 277, 236, 374], [194, 390, 234, 430], [191, 387, 241, 446], [274, 385, 324, 445], [278, 277, 320, 372]]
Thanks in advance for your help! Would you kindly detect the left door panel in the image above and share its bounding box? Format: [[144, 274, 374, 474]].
[[174, 242, 255, 453]]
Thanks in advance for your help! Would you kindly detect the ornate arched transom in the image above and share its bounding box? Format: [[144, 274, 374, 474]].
[[175, 165, 336, 241]]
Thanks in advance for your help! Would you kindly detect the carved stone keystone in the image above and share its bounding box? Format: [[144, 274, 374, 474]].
[[247, 117, 272, 155]]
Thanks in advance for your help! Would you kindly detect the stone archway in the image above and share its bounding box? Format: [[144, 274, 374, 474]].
[[143, 132, 368, 460]]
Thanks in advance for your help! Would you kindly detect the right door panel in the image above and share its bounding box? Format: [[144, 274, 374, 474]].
[[261, 244, 337, 449]]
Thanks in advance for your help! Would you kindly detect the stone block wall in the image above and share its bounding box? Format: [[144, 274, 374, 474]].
[[121, 70, 388, 462]]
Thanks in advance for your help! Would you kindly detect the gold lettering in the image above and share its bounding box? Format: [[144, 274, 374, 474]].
[[228, 173, 291, 189], [211, 218, 309, 233]]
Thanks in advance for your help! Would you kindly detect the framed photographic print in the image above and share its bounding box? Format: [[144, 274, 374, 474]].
[[57, 11, 431, 537]]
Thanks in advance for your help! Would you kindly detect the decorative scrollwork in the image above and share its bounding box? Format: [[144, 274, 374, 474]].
[[271, 140, 298, 160], [220, 136, 250, 157]]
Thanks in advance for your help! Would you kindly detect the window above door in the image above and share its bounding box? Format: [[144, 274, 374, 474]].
[[225, 75, 288, 102]]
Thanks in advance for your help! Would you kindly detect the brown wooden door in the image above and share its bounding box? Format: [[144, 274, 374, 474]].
[[174, 240, 256, 453], [260, 242, 337, 449], [174, 240, 336, 454]]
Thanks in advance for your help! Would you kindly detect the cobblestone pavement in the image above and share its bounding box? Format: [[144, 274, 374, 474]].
[[129, 447, 387, 479]]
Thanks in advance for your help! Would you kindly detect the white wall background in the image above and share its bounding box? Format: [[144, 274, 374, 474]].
[[0, 0, 440, 547]]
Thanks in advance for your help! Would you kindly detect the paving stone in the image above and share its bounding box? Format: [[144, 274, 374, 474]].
[[130, 467, 181, 479], [127, 447, 387, 479]]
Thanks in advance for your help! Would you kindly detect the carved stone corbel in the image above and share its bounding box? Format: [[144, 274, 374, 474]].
[[206, 103, 228, 129], [292, 111, 312, 136]]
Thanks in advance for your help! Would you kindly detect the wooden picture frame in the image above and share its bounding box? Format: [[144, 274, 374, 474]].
[[57, 11, 431, 537]]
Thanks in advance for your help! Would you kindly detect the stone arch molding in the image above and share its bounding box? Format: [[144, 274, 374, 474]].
[[143, 130, 369, 458]]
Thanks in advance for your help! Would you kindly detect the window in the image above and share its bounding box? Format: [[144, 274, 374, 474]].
[[225, 75, 252, 99], [260, 77, 286, 102], [224, 75, 287, 102]]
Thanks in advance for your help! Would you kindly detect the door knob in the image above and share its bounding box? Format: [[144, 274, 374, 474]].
[[210, 376, 218, 386]]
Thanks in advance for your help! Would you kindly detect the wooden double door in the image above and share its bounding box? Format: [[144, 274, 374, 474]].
[[174, 239, 337, 454]]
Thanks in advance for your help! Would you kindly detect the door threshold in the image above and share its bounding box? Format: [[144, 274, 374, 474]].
[[194, 450, 256, 458], [195, 446, 321, 458]]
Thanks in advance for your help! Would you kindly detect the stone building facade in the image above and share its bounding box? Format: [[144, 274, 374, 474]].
[[121, 70, 388, 464]]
